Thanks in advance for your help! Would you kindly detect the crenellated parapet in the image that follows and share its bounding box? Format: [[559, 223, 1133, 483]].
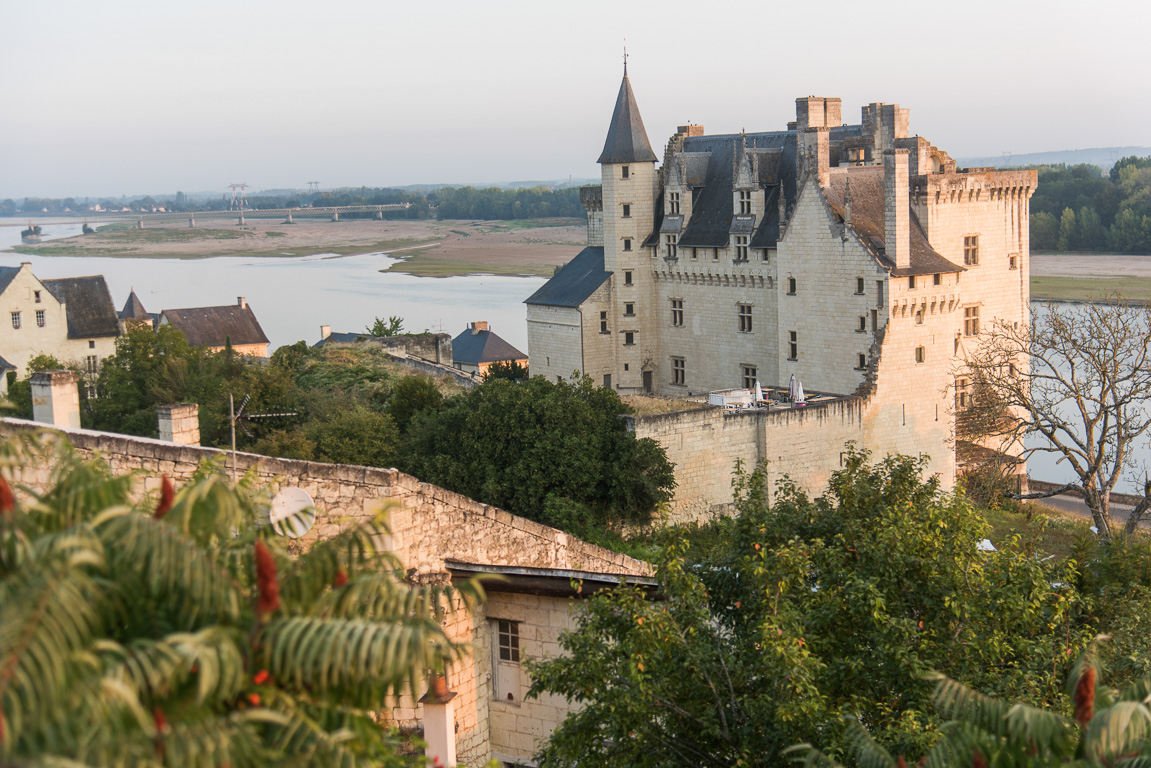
[[911, 169, 1037, 204]]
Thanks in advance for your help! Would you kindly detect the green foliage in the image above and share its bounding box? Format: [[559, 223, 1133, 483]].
[[0, 431, 481, 766], [527, 450, 1089, 766], [304, 404, 399, 467], [365, 316, 405, 337], [399, 375, 676, 531], [1029, 159, 1151, 252], [430, 186, 583, 220], [384, 375, 443, 433], [482, 360, 528, 382], [4, 354, 73, 420]]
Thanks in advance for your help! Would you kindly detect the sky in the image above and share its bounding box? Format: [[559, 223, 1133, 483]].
[[1, 0, 1147, 199]]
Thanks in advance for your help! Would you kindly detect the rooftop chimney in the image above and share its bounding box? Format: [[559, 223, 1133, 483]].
[[469, 321, 489, 335], [30, 370, 81, 429], [884, 149, 911, 270], [157, 403, 200, 446], [237, 297, 247, 309], [320, 324, 331, 340]]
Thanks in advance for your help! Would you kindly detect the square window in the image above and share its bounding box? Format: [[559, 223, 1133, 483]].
[[34, 290, 41, 303], [1009, 254, 1017, 269], [10, 312, 20, 330], [788, 331, 798, 360], [623, 238, 632, 252], [624, 363, 629, 371], [964, 235, 979, 265], [738, 304, 753, 333], [671, 357, 685, 385], [621, 165, 630, 179], [934, 273, 942, 286], [624, 302, 634, 316], [36, 310, 45, 327], [787, 277, 797, 295], [734, 236, 748, 261], [915, 309, 924, 325], [671, 299, 683, 327], [665, 234, 677, 259], [88, 340, 96, 349], [738, 190, 752, 214], [624, 270, 633, 286], [964, 306, 980, 336], [498, 620, 520, 662], [742, 365, 757, 389], [668, 191, 680, 215], [624, 332, 635, 346], [622, 204, 631, 218], [909, 275, 917, 289]]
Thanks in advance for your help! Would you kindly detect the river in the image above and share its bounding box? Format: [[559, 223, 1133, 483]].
[[0, 223, 543, 352]]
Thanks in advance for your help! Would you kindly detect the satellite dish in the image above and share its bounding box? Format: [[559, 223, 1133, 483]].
[[270, 487, 316, 538]]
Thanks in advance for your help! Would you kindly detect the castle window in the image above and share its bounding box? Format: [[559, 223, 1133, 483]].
[[493, 619, 521, 703], [85, 355, 98, 374], [855, 277, 865, 295], [1009, 254, 1018, 269], [956, 377, 971, 409], [691, 248, 698, 260], [672, 357, 685, 386], [624, 270, 633, 286], [624, 302, 634, 316], [788, 331, 798, 360], [668, 191, 680, 214], [909, 275, 917, 289], [712, 248, 719, 261], [621, 165, 630, 179], [36, 310, 45, 327], [622, 204, 631, 218], [761, 250, 770, 263], [857, 353, 867, 370], [88, 340, 96, 349], [735, 236, 748, 262], [787, 277, 797, 295], [665, 234, 678, 259], [10, 312, 20, 330], [738, 304, 753, 333], [934, 273, 942, 286], [963, 235, 979, 265], [671, 299, 683, 327], [34, 290, 41, 303], [623, 238, 632, 251], [739, 190, 752, 215], [600, 311, 608, 334], [871, 309, 878, 331], [742, 365, 757, 389], [964, 306, 980, 336], [915, 308, 924, 325], [858, 316, 867, 332], [915, 346, 925, 364], [624, 332, 635, 346]]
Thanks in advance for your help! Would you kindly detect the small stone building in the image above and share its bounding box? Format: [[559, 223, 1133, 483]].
[[159, 297, 270, 357], [451, 321, 528, 375]]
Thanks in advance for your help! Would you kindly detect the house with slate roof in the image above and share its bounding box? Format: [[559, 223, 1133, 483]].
[[117, 289, 157, 331], [526, 66, 1036, 492], [158, 297, 270, 358], [451, 321, 528, 376], [0, 262, 120, 385]]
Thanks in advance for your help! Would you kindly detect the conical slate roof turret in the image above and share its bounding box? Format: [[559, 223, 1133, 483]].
[[597, 68, 658, 165], [120, 289, 149, 319]]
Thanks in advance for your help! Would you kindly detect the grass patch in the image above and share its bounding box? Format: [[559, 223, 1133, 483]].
[[622, 394, 711, 417], [480, 218, 583, 231], [982, 502, 1094, 558], [382, 254, 556, 278], [1031, 276, 1151, 303], [264, 231, 287, 238]]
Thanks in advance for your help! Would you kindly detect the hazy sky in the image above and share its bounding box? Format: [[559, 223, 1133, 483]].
[[2, 0, 1146, 199]]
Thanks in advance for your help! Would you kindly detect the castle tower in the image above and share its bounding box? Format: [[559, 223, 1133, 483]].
[[598, 64, 659, 390]]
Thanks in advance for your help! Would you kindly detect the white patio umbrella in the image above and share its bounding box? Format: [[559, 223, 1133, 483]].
[[793, 380, 806, 406], [788, 374, 798, 401], [754, 380, 764, 402]]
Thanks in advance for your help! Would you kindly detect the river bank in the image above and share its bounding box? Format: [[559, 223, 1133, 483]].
[[1031, 252, 1151, 302]]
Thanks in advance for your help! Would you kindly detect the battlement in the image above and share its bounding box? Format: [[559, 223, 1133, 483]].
[[912, 169, 1037, 203]]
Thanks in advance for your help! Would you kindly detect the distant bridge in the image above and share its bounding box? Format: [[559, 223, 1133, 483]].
[[0, 204, 411, 229]]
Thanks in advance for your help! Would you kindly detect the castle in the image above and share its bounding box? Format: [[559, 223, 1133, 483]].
[[527, 68, 1036, 507]]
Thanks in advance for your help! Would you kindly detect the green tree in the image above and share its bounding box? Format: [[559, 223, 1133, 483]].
[[399, 375, 675, 531], [527, 451, 1087, 766], [482, 360, 528, 382], [1058, 207, 1078, 251], [1031, 211, 1059, 251], [365, 316, 405, 337], [384, 375, 443, 433], [0, 431, 479, 766], [305, 404, 399, 467]]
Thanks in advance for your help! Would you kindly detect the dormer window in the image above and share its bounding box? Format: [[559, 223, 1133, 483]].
[[668, 192, 681, 215], [665, 234, 678, 259], [739, 190, 752, 215], [621, 165, 630, 179]]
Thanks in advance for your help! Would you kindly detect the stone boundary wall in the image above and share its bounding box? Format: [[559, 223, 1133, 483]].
[[631, 396, 868, 524], [385, 351, 481, 389]]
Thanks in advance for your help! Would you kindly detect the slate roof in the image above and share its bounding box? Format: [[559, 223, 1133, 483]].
[[119, 290, 150, 320], [313, 332, 391, 347], [160, 303, 270, 348], [0, 267, 20, 296], [524, 246, 610, 308], [42, 276, 121, 339], [452, 327, 527, 366], [597, 71, 658, 164], [825, 168, 963, 277], [0, 354, 15, 371]]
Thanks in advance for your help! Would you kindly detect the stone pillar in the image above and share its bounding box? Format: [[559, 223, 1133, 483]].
[[238, 214, 246, 226], [136, 219, 144, 230], [188, 217, 195, 228], [157, 403, 200, 446], [30, 370, 81, 429], [331, 212, 340, 222], [419, 673, 457, 768], [884, 149, 910, 270], [285, 213, 294, 224], [375, 210, 383, 220]]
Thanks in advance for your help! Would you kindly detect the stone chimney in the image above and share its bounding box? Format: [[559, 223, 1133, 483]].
[[420, 672, 458, 767], [30, 370, 81, 429], [884, 149, 911, 270], [320, 324, 331, 340], [237, 297, 247, 309], [677, 124, 704, 137], [579, 186, 604, 247], [469, 321, 489, 335], [157, 403, 200, 446], [804, 127, 830, 187]]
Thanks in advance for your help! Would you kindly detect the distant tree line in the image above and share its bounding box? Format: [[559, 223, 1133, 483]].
[[1, 185, 586, 222], [1029, 155, 1151, 253]]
